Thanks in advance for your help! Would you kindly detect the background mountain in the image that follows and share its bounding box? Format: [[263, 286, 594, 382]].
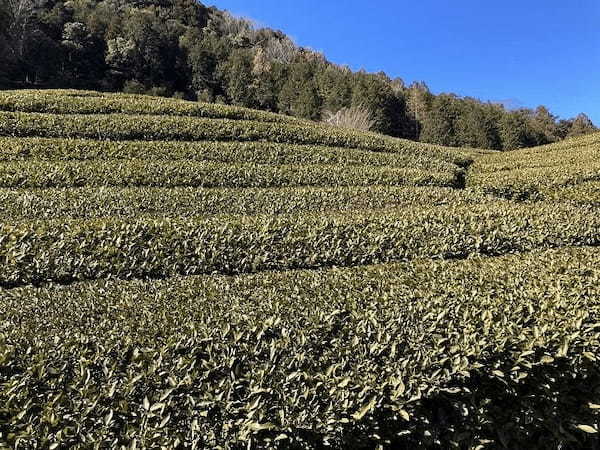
[[0, 0, 596, 149]]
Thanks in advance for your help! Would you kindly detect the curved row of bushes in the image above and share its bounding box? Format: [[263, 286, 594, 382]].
[[0, 111, 476, 165], [0, 201, 598, 287], [467, 132, 600, 201], [0, 136, 455, 172], [1, 247, 599, 448], [0, 185, 489, 221], [0, 90, 307, 124], [0, 159, 455, 189]]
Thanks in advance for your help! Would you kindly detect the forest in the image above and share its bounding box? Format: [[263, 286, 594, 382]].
[[1, 0, 597, 149]]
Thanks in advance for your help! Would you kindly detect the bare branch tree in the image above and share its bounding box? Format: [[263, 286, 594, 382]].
[[2, 0, 37, 58], [218, 10, 254, 39], [263, 36, 298, 65]]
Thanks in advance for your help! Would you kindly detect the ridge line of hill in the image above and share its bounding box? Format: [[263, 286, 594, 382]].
[[1, 0, 597, 150]]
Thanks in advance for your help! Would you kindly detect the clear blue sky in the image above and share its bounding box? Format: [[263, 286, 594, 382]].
[[208, 0, 600, 124]]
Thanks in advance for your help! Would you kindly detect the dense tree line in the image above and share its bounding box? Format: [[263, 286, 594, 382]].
[[1, 0, 596, 149]]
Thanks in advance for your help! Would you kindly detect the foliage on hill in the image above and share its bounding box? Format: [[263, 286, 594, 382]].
[[0, 91, 599, 448], [0, 0, 596, 149], [469, 132, 600, 201], [3, 248, 600, 448]]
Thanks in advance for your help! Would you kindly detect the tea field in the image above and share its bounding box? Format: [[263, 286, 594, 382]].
[[0, 90, 599, 449]]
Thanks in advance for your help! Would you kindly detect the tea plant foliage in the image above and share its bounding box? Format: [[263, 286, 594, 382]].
[[0, 90, 598, 449]]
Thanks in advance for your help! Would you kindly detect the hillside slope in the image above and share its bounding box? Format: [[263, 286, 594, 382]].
[[3, 0, 597, 149], [469, 132, 600, 202], [0, 91, 599, 449]]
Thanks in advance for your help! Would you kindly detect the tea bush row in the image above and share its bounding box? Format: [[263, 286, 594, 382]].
[[468, 132, 600, 200], [497, 132, 600, 157], [547, 181, 600, 206], [0, 185, 489, 221], [473, 139, 598, 173], [0, 90, 306, 124], [0, 201, 598, 287], [1, 247, 599, 448], [0, 137, 456, 172], [0, 160, 454, 189], [0, 111, 476, 166], [468, 160, 600, 201]]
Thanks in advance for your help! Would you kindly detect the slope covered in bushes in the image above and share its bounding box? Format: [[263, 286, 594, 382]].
[[0, 91, 598, 449], [469, 132, 600, 202]]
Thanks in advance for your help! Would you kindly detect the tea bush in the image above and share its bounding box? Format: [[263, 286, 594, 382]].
[[0, 136, 455, 172], [0, 186, 489, 221], [1, 248, 599, 448], [468, 133, 600, 201], [0, 90, 306, 124], [0, 201, 598, 288], [0, 90, 598, 449], [0, 160, 455, 189], [0, 111, 477, 165]]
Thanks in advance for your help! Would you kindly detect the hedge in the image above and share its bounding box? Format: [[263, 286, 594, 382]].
[[1, 247, 599, 448], [0, 201, 598, 287]]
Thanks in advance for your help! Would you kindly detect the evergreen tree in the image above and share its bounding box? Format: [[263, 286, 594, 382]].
[[531, 106, 559, 144], [455, 101, 494, 149], [315, 64, 352, 114], [184, 31, 230, 100], [351, 72, 407, 137], [420, 94, 461, 147], [499, 110, 535, 150], [250, 47, 278, 111], [405, 82, 433, 141], [567, 113, 597, 138], [278, 55, 321, 120], [222, 48, 255, 106]]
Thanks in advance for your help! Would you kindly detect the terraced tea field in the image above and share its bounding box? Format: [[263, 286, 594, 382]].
[[0, 90, 599, 449]]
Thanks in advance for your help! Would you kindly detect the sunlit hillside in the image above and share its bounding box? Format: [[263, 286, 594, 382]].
[[0, 91, 598, 449]]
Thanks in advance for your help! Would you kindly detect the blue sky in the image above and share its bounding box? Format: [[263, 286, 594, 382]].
[[208, 0, 600, 124]]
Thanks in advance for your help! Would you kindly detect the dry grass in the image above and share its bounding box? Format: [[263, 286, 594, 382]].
[[323, 105, 375, 132]]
